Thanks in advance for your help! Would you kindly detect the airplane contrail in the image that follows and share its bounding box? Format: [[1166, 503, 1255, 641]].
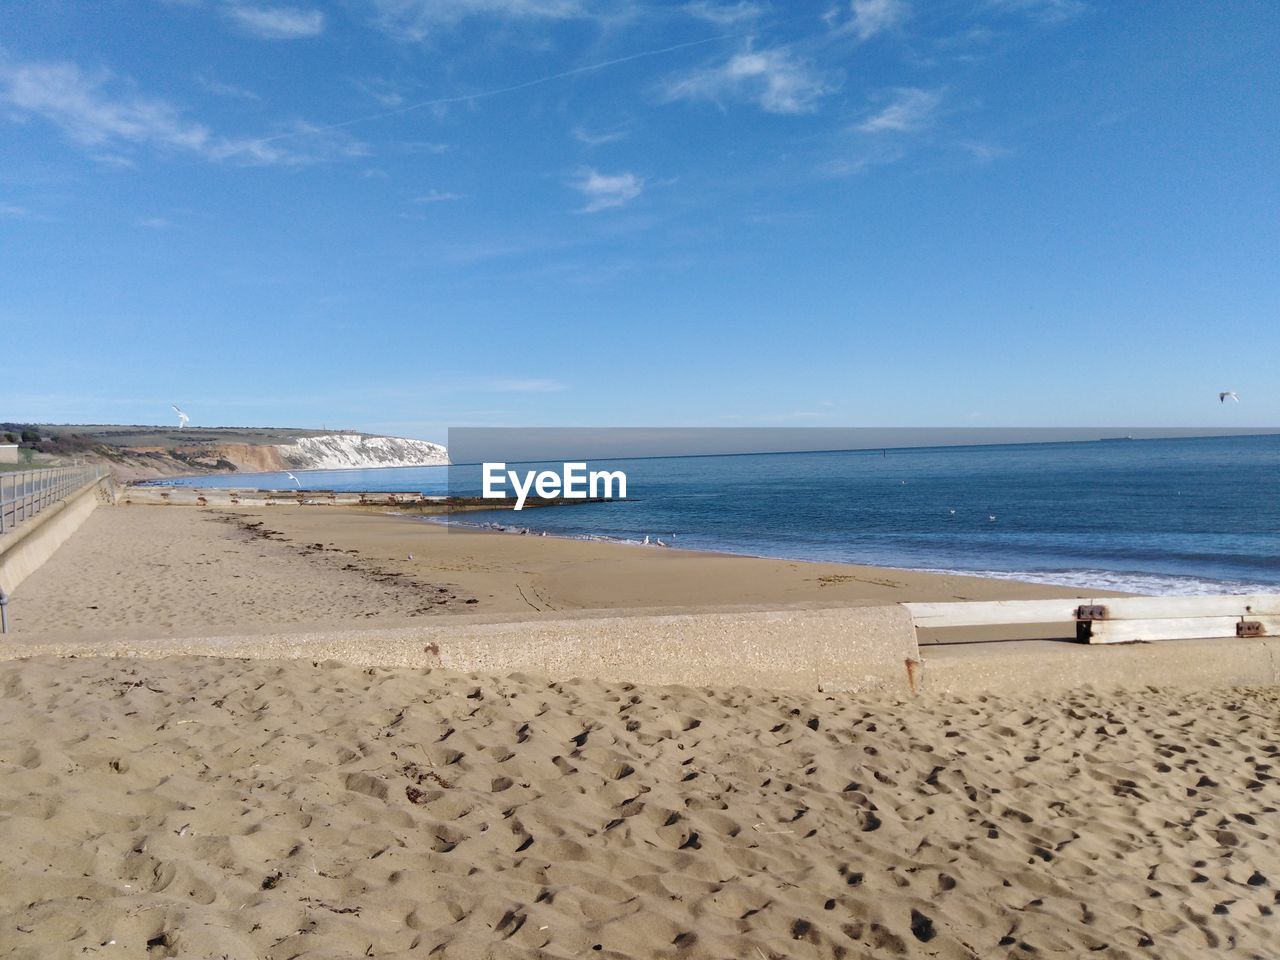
[[243, 23, 802, 151]]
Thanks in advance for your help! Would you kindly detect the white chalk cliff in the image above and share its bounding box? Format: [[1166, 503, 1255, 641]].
[[277, 434, 449, 470]]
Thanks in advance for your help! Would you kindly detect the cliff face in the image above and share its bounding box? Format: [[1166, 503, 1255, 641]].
[[277, 434, 448, 470], [186, 443, 287, 472], [96, 433, 448, 481]]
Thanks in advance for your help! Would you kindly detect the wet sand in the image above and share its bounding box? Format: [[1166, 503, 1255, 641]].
[[8, 504, 1085, 639]]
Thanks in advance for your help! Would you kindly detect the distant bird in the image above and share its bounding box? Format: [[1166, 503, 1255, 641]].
[[1219, 391, 1239, 403], [285, 472, 300, 487], [948, 509, 956, 515], [642, 535, 650, 545], [655, 538, 668, 547], [171, 404, 189, 429], [988, 515, 997, 522]]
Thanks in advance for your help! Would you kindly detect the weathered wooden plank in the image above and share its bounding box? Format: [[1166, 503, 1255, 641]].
[[906, 594, 1280, 630], [904, 599, 1082, 627], [1083, 595, 1280, 620], [1086, 616, 1254, 645]]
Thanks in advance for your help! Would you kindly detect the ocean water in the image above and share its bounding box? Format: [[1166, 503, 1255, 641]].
[[158, 434, 1280, 595]]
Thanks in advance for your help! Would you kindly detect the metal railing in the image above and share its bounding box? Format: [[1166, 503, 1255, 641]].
[[0, 465, 106, 536]]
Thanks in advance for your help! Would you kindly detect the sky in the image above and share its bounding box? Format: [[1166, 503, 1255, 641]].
[[1, 0, 1277, 442]]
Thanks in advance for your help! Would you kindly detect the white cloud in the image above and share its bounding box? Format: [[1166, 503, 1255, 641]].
[[223, 119, 369, 164], [407, 141, 452, 154], [137, 216, 171, 228], [195, 74, 260, 100], [819, 141, 905, 177], [1, 59, 214, 150], [665, 47, 837, 115], [413, 189, 464, 203], [846, 0, 907, 39], [988, 0, 1086, 23], [0, 201, 31, 218], [958, 139, 1010, 162], [371, 0, 583, 40], [0, 56, 363, 165], [571, 124, 628, 146], [225, 4, 326, 39], [857, 87, 942, 132], [353, 77, 405, 107], [572, 168, 643, 213], [683, 1, 764, 25]]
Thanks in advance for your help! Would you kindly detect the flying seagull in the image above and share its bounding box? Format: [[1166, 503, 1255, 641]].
[[285, 472, 301, 487], [1219, 391, 1239, 403], [171, 404, 189, 429]]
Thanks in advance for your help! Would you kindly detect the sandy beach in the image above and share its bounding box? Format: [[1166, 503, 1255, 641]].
[[1, 655, 1276, 960], [8, 503, 1084, 640], [2, 501, 1277, 959]]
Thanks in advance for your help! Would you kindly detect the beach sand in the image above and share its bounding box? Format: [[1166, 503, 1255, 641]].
[[5, 502, 1273, 959], [8, 504, 1084, 639], [1, 655, 1276, 960]]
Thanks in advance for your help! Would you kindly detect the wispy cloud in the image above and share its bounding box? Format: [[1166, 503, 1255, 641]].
[[371, 0, 584, 40], [393, 140, 452, 155], [232, 119, 369, 164], [857, 87, 943, 132], [225, 4, 326, 39], [137, 216, 171, 228], [0, 201, 31, 218], [1, 59, 212, 152], [196, 73, 260, 100], [683, 1, 764, 25], [819, 140, 905, 177], [483, 378, 567, 393], [665, 46, 838, 115], [0, 55, 364, 165], [572, 168, 644, 213], [353, 77, 405, 108], [413, 189, 464, 203], [988, 0, 1086, 23], [958, 139, 1010, 162], [571, 124, 628, 146], [841, 0, 909, 40]]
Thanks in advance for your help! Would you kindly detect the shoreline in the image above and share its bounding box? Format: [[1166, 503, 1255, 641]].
[[6, 502, 1097, 642], [422, 512, 1268, 598]]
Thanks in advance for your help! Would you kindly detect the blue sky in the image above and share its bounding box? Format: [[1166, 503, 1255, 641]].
[[1, 0, 1276, 441]]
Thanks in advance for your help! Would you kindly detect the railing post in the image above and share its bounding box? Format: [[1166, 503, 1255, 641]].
[[0, 464, 104, 537]]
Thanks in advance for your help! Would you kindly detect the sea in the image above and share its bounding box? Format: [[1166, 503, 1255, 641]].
[[156, 434, 1280, 596]]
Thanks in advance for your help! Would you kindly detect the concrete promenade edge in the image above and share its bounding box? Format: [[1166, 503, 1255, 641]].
[[3, 604, 1277, 695], [0, 477, 112, 595]]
